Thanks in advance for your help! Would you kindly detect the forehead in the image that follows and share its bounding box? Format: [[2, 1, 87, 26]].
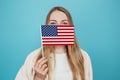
[[49, 10, 68, 20]]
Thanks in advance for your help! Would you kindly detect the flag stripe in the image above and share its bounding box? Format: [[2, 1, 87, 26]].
[[43, 41, 73, 44], [43, 44, 74, 46], [42, 42, 74, 44], [58, 30, 74, 32], [57, 25, 74, 27], [56, 35, 74, 36], [57, 29, 74, 30], [58, 27, 74, 29], [58, 33, 74, 35], [42, 39, 74, 41], [58, 32, 74, 33], [42, 36, 74, 38], [42, 38, 74, 40]]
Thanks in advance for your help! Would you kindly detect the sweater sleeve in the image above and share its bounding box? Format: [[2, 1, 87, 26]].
[[81, 49, 93, 80], [15, 48, 41, 80]]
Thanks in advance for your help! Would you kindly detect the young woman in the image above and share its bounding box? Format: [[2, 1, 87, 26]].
[[15, 6, 93, 80]]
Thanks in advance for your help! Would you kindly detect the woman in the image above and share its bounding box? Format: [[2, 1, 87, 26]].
[[15, 6, 93, 80]]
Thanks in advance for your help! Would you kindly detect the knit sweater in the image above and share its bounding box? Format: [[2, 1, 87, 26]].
[[15, 48, 93, 80]]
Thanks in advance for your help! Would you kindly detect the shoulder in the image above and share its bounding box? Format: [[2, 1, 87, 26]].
[[25, 48, 41, 64], [27, 48, 41, 59], [80, 49, 92, 68], [15, 48, 42, 80], [22, 47, 42, 69], [80, 49, 93, 80], [80, 49, 91, 63]]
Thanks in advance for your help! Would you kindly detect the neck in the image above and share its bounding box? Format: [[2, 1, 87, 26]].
[[55, 46, 66, 53]]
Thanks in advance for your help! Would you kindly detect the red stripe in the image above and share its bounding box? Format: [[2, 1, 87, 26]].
[[43, 44, 74, 46], [58, 29, 74, 30], [42, 39, 74, 41], [57, 25, 74, 27], [42, 38, 74, 40], [43, 41, 74, 42]]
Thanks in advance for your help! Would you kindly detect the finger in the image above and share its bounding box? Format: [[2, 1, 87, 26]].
[[38, 59, 47, 69], [36, 57, 46, 68], [34, 65, 39, 73], [34, 58, 46, 72], [43, 67, 48, 75], [41, 64, 47, 71], [38, 64, 47, 73]]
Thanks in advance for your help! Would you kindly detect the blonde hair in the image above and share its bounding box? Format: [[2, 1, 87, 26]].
[[36, 6, 85, 80]]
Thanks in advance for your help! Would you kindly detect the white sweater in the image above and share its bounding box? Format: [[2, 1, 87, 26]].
[[53, 53, 72, 80], [15, 48, 93, 80]]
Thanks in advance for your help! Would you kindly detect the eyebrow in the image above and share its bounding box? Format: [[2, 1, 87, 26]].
[[49, 20, 57, 22], [62, 19, 68, 22], [49, 19, 68, 22]]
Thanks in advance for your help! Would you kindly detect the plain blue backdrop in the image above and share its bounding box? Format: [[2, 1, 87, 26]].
[[0, 0, 120, 80]]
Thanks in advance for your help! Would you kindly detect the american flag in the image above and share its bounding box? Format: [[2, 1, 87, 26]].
[[41, 25, 74, 46]]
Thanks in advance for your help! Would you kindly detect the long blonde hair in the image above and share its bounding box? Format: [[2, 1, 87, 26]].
[[36, 6, 85, 80]]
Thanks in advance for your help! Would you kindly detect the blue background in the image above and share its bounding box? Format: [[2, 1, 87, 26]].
[[0, 0, 120, 80]]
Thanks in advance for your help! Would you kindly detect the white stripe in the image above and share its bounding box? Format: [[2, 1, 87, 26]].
[[58, 33, 74, 35], [58, 27, 74, 29], [58, 30, 74, 32]]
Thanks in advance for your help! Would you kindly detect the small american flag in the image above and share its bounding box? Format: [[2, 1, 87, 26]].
[[41, 25, 74, 46]]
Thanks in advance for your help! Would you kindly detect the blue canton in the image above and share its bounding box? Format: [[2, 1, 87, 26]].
[[41, 25, 57, 37]]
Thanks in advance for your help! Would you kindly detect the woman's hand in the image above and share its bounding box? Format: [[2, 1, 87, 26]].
[[34, 57, 48, 80]]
